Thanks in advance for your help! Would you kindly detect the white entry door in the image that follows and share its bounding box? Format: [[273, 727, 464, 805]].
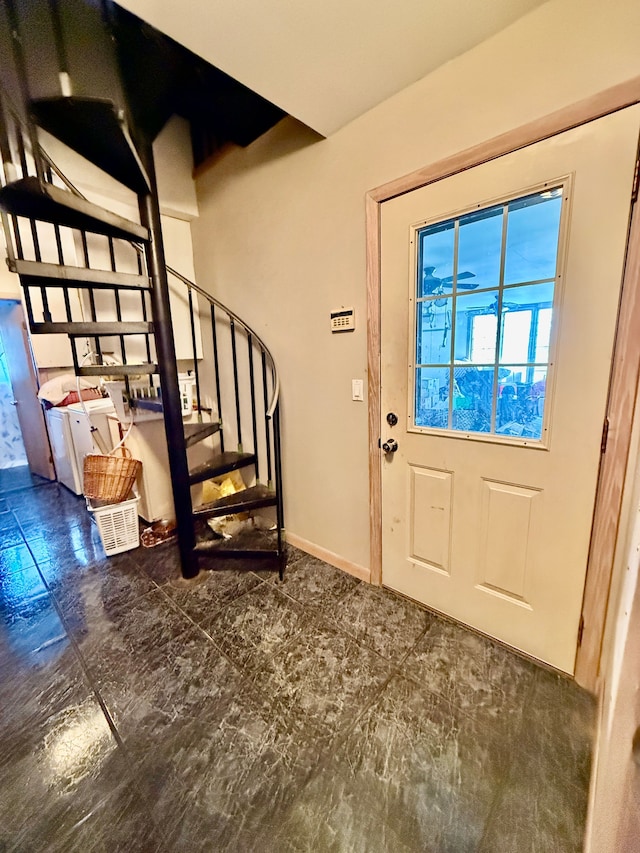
[[380, 107, 640, 673]]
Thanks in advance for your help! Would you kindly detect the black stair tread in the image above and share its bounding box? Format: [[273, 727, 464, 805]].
[[194, 525, 280, 555], [31, 97, 150, 195], [184, 421, 221, 448], [192, 484, 277, 520], [0, 177, 148, 242], [30, 321, 153, 336], [13, 260, 149, 289], [189, 451, 257, 485], [77, 363, 157, 377]]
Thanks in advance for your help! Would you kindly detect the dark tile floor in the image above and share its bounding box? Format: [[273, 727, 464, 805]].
[[0, 468, 596, 852]]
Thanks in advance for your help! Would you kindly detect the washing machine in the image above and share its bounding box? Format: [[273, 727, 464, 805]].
[[45, 398, 117, 495], [66, 398, 116, 475], [45, 406, 83, 494]]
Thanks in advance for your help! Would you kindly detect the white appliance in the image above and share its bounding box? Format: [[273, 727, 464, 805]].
[[66, 398, 116, 475], [45, 398, 117, 495], [45, 406, 83, 494]]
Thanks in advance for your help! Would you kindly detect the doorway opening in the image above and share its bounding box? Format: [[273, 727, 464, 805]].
[[0, 298, 55, 495], [0, 301, 28, 469]]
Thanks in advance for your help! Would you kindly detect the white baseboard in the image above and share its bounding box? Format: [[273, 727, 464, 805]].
[[285, 532, 371, 583]]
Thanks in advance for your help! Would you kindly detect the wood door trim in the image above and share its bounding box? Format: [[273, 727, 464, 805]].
[[575, 196, 640, 688], [366, 74, 640, 694]]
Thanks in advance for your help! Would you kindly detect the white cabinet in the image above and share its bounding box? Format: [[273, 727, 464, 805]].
[[107, 412, 213, 522]]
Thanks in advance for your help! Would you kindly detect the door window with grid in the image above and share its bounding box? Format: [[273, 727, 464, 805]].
[[412, 184, 565, 442]]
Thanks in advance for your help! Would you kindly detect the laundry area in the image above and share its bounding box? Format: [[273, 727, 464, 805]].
[[38, 371, 213, 554]]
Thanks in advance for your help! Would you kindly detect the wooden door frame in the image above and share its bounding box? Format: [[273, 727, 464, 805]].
[[366, 76, 640, 695]]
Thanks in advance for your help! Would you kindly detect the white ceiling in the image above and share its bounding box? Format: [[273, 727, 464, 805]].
[[118, 0, 548, 137]]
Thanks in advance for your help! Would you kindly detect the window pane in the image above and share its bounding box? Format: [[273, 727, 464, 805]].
[[499, 282, 554, 364], [501, 310, 532, 363], [496, 366, 547, 439], [416, 298, 452, 365], [504, 189, 562, 285], [458, 204, 502, 291], [451, 366, 494, 434], [419, 220, 455, 297], [535, 307, 553, 363], [455, 290, 499, 364], [415, 367, 449, 429]]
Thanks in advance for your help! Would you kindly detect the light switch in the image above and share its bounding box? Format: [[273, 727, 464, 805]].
[[352, 379, 364, 401]]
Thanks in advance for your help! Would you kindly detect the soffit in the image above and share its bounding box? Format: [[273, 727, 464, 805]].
[[116, 0, 549, 137]]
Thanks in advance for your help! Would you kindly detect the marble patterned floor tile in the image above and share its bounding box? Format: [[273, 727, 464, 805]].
[[0, 508, 20, 530], [245, 614, 394, 743], [0, 645, 90, 749], [0, 543, 36, 574], [0, 693, 128, 852], [269, 673, 511, 853], [134, 684, 327, 853], [478, 733, 589, 853], [96, 624, 246, 747], [0, 565, 48, 624], [201, 581, 307, 672], [60, 587, 193, 672], [22, 532, 88, 564], [34, 780, 168, 853], [402, 618, 537, 734], [43, 550, 154, 599], [163, 568, 263, 623], [131, 540, 185, 585], [328, 582, 433, 662], [0, 597, 70, 678], [517, 668, 597, 791], [0, 523, 25, 549], [267, 551, 360, 611]]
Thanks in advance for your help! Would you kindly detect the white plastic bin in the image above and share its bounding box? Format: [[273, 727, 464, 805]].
[[87, 495, 140, 556]]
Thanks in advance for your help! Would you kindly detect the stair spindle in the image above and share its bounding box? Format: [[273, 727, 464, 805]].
[[108, 236, 117, 271], [211, 303, 224, 453], [114, 288, 127, 365], [187, 285, 202, 417], [230, 317, 242, 451], [15, 125, 29, 179], [261, 348, 273, 487], [247, 333, 259, 482], [80, 231, 90, 267], [10, 215, 23, 259], [140, 290, 152, 363]]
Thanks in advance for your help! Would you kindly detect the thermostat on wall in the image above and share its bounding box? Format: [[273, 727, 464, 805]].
[[330, 307, 355, 333]]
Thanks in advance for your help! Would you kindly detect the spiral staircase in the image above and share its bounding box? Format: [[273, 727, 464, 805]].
[[0, 0, 285, 579]]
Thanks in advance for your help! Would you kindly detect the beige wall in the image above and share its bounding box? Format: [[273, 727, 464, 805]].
[[191, 0, 640, 569]]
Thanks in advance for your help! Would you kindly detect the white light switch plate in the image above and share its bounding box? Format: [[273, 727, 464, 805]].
[[352, 379, 364, 401]]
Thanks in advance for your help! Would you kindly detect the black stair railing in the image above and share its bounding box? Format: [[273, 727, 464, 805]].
[[0, 81, 285, 575], [165, 266, 284, 528]]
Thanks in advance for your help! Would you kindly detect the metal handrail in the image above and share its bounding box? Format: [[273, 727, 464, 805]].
[[0, 86, 281, 418], [165, 266, 280, 420]]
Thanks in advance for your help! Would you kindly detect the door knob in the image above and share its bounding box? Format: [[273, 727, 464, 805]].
[[382, 438, 398, 454]]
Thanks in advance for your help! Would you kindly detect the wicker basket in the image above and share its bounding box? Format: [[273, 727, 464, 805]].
[[83, 447, 142, 504]]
